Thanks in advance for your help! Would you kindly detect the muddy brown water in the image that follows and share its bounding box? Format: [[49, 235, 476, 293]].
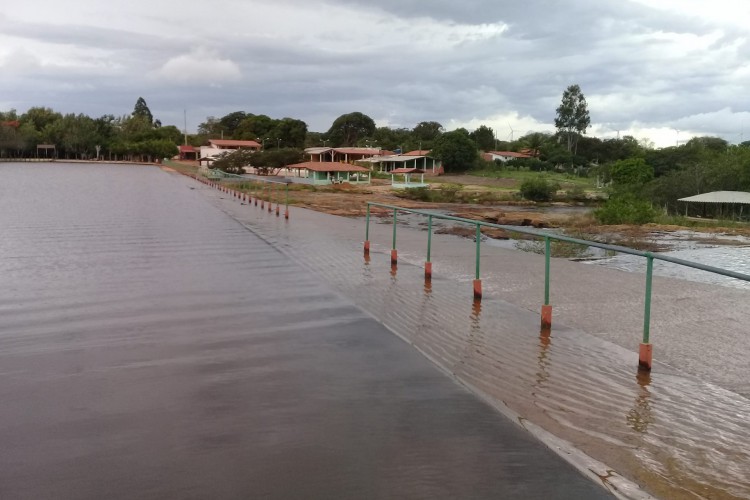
[[2, 164, 749, 499], [212, 175, 750, 499]]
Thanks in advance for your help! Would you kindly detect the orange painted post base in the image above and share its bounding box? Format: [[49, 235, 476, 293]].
[[390, 249, 398, 265], [425, 261, 432, 280], [364, 240, 370, 254], [275, 205, 280, 217], [541, 304, 552, 330], [254, 198, 258, 206], [261, 200, 264, 209], [639, 343, 653, 371], [473, 279, 482, 300], [285, 209, 289, 220], [268, 202, 272, 213]]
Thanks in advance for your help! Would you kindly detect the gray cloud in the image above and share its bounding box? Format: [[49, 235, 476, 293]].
[[2, 1, 748, 145]]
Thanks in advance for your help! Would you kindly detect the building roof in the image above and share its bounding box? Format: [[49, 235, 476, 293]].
[[305, 147, 333, 154], [287, 162, 370, 172], [403, 150, 431, 156], [179, 145, 197, 152], [678, 191, 750, 204], [488, 151, 533, 158], [362, 155, 426, 163], [333, 148, 382, 155], [391, 168, 426, 174], [209, 139, 261, 148], [305, 147, 385, 156]]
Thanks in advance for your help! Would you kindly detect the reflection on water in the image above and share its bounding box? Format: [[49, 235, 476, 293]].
[[626, 370, 653, 434], [535, 329, 552, 389]]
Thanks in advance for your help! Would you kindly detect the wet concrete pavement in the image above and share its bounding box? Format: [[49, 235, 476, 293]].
[[204, 175, 750, 499], [0, 164, 611, 499]]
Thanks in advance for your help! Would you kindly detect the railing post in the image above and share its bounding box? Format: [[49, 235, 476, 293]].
[[541, 236, 552, 330], [639, 255, 654, 370], [391, 208, 398, 265], [364, 204, 371, 254], [473, 223, 482, 299], [425, 215, 433, 280], [267, 184, 272, 212], [260, 182, 265, 209], [284, 183, 290, 219], [275, 184, 280, 216]]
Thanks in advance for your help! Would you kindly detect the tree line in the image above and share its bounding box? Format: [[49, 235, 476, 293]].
[[4, 88, 750, 222], [0, 98, 180, 161]]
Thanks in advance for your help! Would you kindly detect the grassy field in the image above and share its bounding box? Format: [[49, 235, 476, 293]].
[[469, 168, 598, 189]]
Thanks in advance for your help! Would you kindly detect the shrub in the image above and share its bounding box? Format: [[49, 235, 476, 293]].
[[565, 185, 588, 201], [519, 177, 560, 202], [594, 194, 656, 225]]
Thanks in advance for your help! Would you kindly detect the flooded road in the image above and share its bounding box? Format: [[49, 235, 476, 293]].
[[2, 163, 749, 499], [210, 180, 750, 499], [0, 163, 612, 499]]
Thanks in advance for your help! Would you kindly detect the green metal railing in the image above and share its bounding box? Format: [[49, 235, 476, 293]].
[[364, 202, 750, 369]]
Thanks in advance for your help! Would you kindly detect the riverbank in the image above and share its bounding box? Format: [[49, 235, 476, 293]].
[[166, 160, 750, 252]]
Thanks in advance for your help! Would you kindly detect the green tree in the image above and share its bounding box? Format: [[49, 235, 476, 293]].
[[270, 118, 307, 149], [198, 116, 222, 136], [431, 130, 478, 172], [235, 114, 275, 141], [412, 121, 444, 149], [685, 136, 728, 153], [555, 84, 591, 154], [470, 125, 495, 151], [132, 97, 154, 125], [219, 111, 247, 138], [22, 107, 62, 132], [327, 112, 376, 147], [250, 148, 304, 173], [609, 158, 654, 186], [518, 132, 551, 156]]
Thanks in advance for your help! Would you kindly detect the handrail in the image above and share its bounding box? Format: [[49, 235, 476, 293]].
[[184, 171, 292, 219], [207, 169, 291, 185], [367, 202, 750, 282], [364, 201, 750, 370]]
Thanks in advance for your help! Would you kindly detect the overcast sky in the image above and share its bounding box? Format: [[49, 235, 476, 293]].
[[1, 0, 748, 147]]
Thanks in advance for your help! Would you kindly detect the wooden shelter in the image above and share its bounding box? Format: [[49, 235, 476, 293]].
[[36, 144, 56, 158], [678, 191, 750, 220], [286, 162, 371, 185], [390, 168, 427, 189]]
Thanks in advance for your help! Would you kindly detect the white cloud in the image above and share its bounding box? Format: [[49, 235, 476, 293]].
[[0, 47, 41, 73], [155, 48, 241, 86]]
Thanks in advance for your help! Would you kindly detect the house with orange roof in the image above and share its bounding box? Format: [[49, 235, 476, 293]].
[[199, 139, 261, 165]]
